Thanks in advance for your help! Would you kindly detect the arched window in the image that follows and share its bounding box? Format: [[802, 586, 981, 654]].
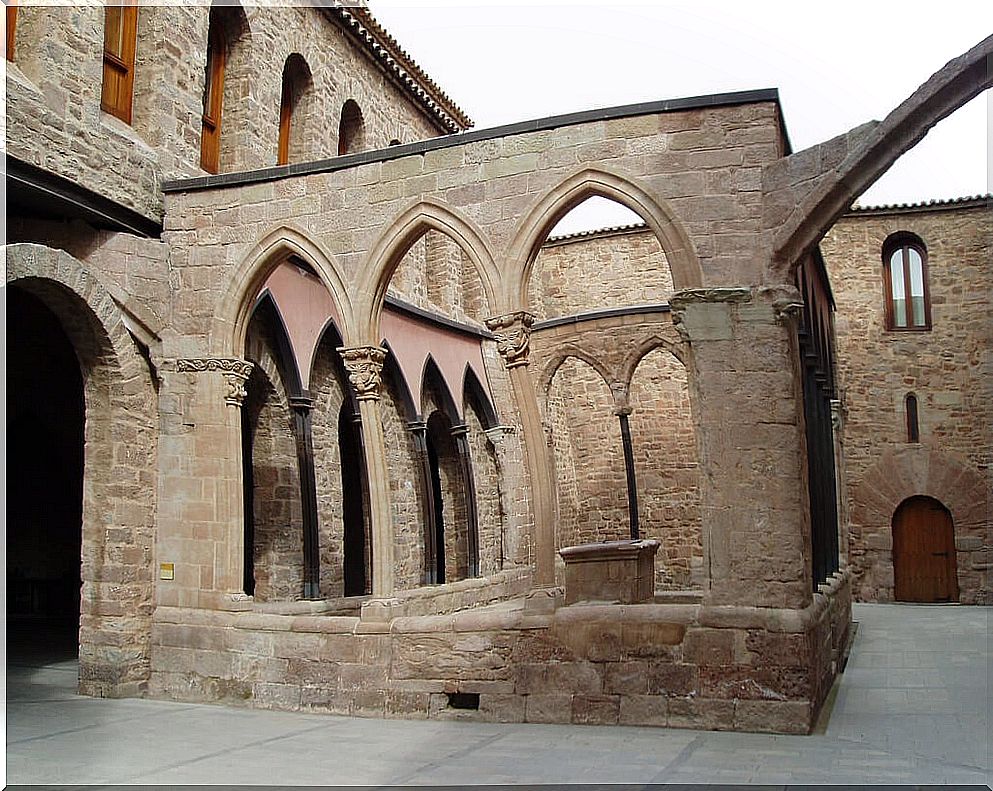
[[6, 3, 17, 62], [101, 1, 138, 123], [338, 99, 364, 155], [905, 393, 920, 443], [200, 9, 229, 173], [883, 234, 931, 330], [277, 54, 311, 165]]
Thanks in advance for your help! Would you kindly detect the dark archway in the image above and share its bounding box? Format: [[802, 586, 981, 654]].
[[892, 496, 958, 603], [6, 286, 84, 659], [338, 400, 368, 596]]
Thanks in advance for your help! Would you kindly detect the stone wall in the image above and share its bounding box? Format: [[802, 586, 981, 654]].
[[529, 227, 673, 320], [820, 202, 992, 603], [149, 571, 850, 734], [5, 5, 447, 224]]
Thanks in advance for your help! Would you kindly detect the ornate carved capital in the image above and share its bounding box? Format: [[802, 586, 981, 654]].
[[338, 345, 387, 401], [485, 311, 535, 369], [484, 425, 516, 447], [177, 358, 254, 408]]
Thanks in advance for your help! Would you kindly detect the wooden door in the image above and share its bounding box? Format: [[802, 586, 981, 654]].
[[892, 496, 958, 602]]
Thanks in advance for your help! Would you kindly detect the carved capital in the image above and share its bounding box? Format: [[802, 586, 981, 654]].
[[177, 357, 254, 408], [484, 425, 516, 447], [338, 345, 387, 401], [485, 311, 534, 369]]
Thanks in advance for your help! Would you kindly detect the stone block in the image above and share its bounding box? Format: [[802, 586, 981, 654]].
[[618, 694, 668, 726], [734, 699, 810, 734], [571, 694, 620, 725], [646, 662, 698, 696], [683, 628, 735, 664], [525, 693, 573, 723], [603, 660, 649, 694], [667, 697, 735, 730], [560, 540, 659, 604]]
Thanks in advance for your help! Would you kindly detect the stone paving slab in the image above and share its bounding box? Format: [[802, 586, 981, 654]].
[[5, 603, 991, 786]]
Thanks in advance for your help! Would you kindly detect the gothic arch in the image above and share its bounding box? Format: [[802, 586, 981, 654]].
[[355, 199, 501, 340], [249, 290, 304, 396], [5, 243, 157, 696], [507, 166, 703, 307], [420, 354, 461, 423], [620, 333, 687, 390], [538, 346, 614, 401], [213, 224, 353, 357], [773, 35, 993, 273], [462, 363, 499, 429], [379, 340, 418, 422]]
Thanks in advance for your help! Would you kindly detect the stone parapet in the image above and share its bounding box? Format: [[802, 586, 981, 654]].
[[149, 572, 851, 735]]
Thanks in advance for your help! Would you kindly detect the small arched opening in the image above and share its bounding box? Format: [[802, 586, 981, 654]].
[[338, 98, 365, 155], [278, 53, 313, 165]]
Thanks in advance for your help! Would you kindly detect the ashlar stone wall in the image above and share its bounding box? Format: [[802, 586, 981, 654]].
[[820, 201, 992, 603]]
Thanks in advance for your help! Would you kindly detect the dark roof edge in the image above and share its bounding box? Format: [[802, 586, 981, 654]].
[[162, 88, 782, 194], [846, 194, 991, 216], [384, 294, 493, 340], [533, 303, 671, 331], [6, 155, 163, 238], [545, 222, 650, 245]]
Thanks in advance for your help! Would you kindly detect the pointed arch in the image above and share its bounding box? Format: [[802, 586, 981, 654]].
[[355, 199, 501, 340], [212, 224, 353, 357], [307, 314, 351, 402], [380, 339, 418, 422], [538, 346, 614, 400], [420, 354, 461, 424], [507, 166, 702, 307], [248, 290, 303, 397], [462, 363, 498, 429], [620, 333, 687, 389]]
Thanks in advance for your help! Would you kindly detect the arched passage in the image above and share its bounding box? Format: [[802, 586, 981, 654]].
[[6, 244, 157, 697], [7, 287, 84, 658], [892, 496, 958, 603]]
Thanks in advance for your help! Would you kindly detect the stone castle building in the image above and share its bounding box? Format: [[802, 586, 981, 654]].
[[4, 3, 990, 734]]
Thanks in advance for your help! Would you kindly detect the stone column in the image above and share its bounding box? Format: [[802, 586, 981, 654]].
[[338, 345, 393, 597], [408, 420, 440, 584], [174, 357, 254, 608], [670, 287, 813, 610], [451, 423, 480, 578], [610, 382, 640, 541], [830, 398, 849, 567], [484, 424, 520, 569], [289, 393, 321, 599], [485, 311, 557, 593]]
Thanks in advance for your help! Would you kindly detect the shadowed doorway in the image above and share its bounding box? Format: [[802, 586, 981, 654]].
[[7, 287, 84, 661]]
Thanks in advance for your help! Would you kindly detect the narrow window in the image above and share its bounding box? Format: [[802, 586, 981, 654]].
[[277, 67, 292, 165], [6, 2, 17, 62], [905, 393, 919, 443], [338, 99, 364, 155], [101, 2, 138, 124], [276, 55, 311, 166], [883, 235, 931, 331], [200, 12, 227, 174]]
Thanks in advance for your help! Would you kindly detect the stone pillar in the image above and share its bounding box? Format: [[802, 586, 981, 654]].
[[670, 287, 812, 610], [610, 382, 639, 541], [485, 311, 557, 591], [174, 357, 254, 608], [830, 398, 849, 567], [408, 420, 440, 584], [339, 345, 393, 597], [484, 424, 520, 569], [451, 423, 480, 578], [289, 393, 321, 599]]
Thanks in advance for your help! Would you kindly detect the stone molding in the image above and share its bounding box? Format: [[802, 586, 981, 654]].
[[669, 287, 752, 312], [177, 357, 255, 408], [485, 311, 535, 369], [338, 345, 387, 401]]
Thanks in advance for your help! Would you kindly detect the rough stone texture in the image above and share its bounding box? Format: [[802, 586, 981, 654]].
[[5, 5, 446, 223], [820, 203, 992, 604]]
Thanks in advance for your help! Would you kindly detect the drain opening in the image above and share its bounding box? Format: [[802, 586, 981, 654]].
[[446, 692, 480, 710]]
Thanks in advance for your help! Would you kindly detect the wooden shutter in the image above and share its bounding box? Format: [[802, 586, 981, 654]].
[[200, 22, 226, 173], [5, 3, 17, 62], [101, 3, 138, 124]]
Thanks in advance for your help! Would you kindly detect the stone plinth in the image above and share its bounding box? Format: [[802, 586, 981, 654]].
[[560, 540, 660, 605]]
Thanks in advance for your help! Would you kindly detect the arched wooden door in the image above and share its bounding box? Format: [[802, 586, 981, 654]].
[[892, 496, 958, 602]]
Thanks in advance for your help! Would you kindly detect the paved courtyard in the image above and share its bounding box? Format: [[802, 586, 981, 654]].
[[5, 603, 990, 786]]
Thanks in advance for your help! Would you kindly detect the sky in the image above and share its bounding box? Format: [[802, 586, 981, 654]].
[[370, 1, 991, 234]]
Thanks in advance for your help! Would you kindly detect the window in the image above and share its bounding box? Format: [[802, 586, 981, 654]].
[[200, 11, 227, 173], [338, 99, 364, 155], [101, 2, 138, 124], [6, 2, 16, 62], [883, 234, 930, 330], [905, 393, 919, 443], [277, 55, 311, 165]]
